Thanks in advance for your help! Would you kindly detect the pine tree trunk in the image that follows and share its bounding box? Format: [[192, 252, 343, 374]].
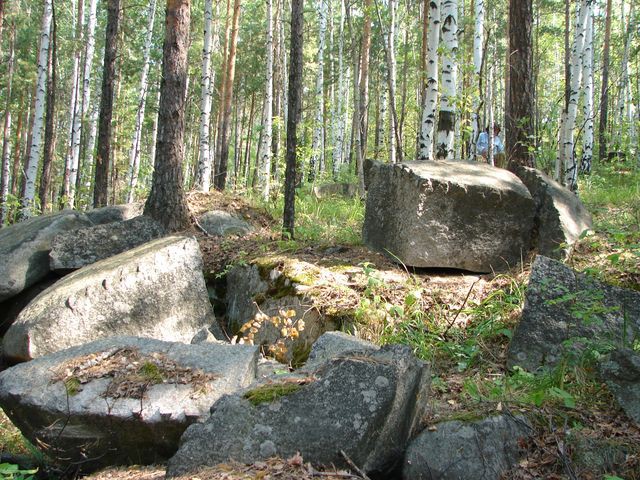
[[41, 9, 57, 213], [257, 0, 274, 199], [144, 0, 191, 232], [11, 99, 24, 197], [21, 0, 53, 217], [506, 0, 535, 169], [597, 0, 612, 162], [436, 0, 458, 160], [127, 0, 157, 202], [309, 0, 327, 183], [194, 0, 214, 192], [214, 0, 241, 191], [283, 0, 304, 239], [94, 0, 121, 207], [418, 0, 440, 160], [580, 9, 594, 174], [1, 22, 15, 225]]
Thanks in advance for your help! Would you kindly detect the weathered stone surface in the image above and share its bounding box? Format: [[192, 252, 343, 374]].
[[516, 166, 593, 259], [0, 277, 58, 336], [3, 236, 215, 362], [599, 349, 640, 425], [568, 432, 637, 476], [312, 183, 357, 199], [49, 216, 167, 272], [166, 345, 430, 478], [507, 256, 640, 371], [363, 160, 535, 272], [225, 259, 348, 363], [84, 203, 144, 225], [198, 210, 253, 237], [303, 331, 379, 370], [403, 415, 532, 480], [0, 336, 259, 472], [0, 211, 93, 302]]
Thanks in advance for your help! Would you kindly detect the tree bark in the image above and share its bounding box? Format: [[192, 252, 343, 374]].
[[597, 0, 612, 162], [309, 0, 327, 183], [144, 0, 191, 232], [471, 0, 484, 158], [94, 0, 121, 207], [505, 0, 535, 170], [436, 0, 458, 160], [257, 0, 274, 199], [418, 0, 440, 160], [580, 9, 594, 174], [355, 0, 371, 196], [0, 22, 15, 225], [41, 7, 57, 213], [283, 0, 304, 239]]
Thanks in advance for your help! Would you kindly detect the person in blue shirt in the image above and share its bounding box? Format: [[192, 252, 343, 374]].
[[476, 124, 505, 168]]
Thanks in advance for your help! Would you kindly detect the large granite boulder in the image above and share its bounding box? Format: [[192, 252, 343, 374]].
[[3, 236, 215, 362], [198, 210, 253, 237], [599, 349, 640, 425], [516, 166, 592, 259], [166, 345, 430, 478], [302, 331, 379, 370], [507, 256, 640, 371], [0, 336, 259, 472], [49, 215, 166, 272], [84, 203, 144, 225], [0, 277, 58, 336], [0, 211, 93, 302], [403, 415, 532, 480], [363, 161, 535, 272]]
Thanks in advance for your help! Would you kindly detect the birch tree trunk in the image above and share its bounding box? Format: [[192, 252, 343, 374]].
[[127, 0, 157, 202], [257, 0, 274, 199], [614, 4, 635, 152], [41, 9, 57, 213], [21, 0, 53, 217], [580, 9, 594, 174], [598, 0, 612, 162], [418, 0, 440, 160], [0, 24, 14, 226], [388, 0, 397, 163], [436, 0, 458, 160], [561, 0, 590, 191], [194, 0, 214, 192], [331, 0, 346, 178], [94, 0, 121, 207], [308, 0, 327, 183], [356, 0, 372, 196], [471, 0, 484, 158]]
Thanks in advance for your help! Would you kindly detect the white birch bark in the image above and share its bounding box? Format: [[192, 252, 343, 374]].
[[126, 0, 157, 202], [615, 3, 635, 150], [64, 0, 83, 207], [331, 0, 346, 178], [388, 0, 397, 163], [471, 0, 484, 158], [85, 104, 99, 189], [418, 0, 440, 160], [194, 0, 214, 192], [309, 0, 327, 182], [436, 0, 458, 160], [22, 0, 53, 217], [257, 0, 273, 199], [580, 9, 594, 174]]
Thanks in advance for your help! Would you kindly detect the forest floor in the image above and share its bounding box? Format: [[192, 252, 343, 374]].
[[1, 163, 640, 479]]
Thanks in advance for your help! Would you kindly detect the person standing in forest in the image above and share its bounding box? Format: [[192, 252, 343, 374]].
[[476, 124, 505, 168]]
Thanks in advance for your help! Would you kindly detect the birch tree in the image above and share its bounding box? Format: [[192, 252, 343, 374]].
[[471, 0, 484, 158], [598, 0, 612, 162], [331, 0, 347, 178], [257, 0, 273, 199], [356, 0, 372, 195], [436, 0, 458, 160], [418, 0, 440, 160], [309, 0, 327, 182], [580, 9, 594, 174], [193, 0, 214, 192], [127, 0, 157, 202], [387, 0, 397, 163], [21, 0, 53, 217]]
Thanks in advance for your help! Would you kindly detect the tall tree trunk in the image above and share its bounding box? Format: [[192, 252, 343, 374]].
[[387, 0, 397, 163], [580, 9, 594, 174], [283, 0, 303, 239], [41, 8, 57, 213], [418, 0, 440, 160], [11, 98, 24, 197], [561, 0, 589, 191], [505, 0, 535, 169], [436, 0, 458, 160], [144, 0, 191, 232], [1, 22, 15, 225], [331, 0, 346, 178], [126, 0, 157, 202], [94, 0, 121, 207], [21, 0, 53, 217], [471, 0, 484, 158], [613, 3, 635, 152], [214, 0, 241, 191], [194, 0, 214, 191], [597, 0, 612, 162], [257, 0, 273, 199], [309, 0, 327, 183], [355, 0, 371, 196]]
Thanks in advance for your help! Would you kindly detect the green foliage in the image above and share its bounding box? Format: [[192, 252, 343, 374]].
[[0, 463, 37, 480]]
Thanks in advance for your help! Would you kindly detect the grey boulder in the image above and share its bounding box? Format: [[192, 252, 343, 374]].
[[507, 255, 640, 371], [516, 166, 593, 259], [84, 203, 144, 225], [0, 211, 93, 302], [0, 336, 258, 472], [49, 215, 166, 272], [166, 345, 430, 478], [363, 160, 535, 272], [3, 236, 215, 362], [303, 331, 379, 370], [403, 415, 532, 480], [599, 349, 640, 425], [198, 210, 253, 237]]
